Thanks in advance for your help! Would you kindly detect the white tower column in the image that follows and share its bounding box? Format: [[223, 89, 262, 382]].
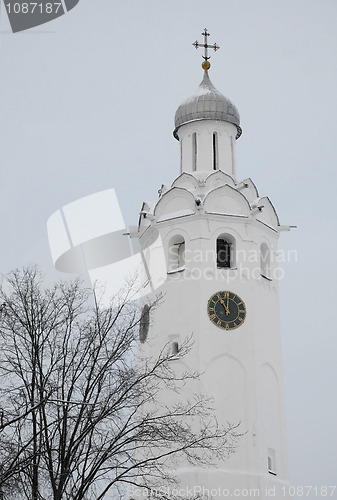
[[177, 120, 238, 176]]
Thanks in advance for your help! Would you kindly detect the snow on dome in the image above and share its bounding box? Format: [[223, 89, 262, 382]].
[[173, 72, 242, 140]]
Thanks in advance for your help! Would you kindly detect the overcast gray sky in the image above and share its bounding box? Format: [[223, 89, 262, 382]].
[[1, 1, 337, 497]]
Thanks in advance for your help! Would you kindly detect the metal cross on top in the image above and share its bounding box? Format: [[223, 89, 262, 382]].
[[193, 28, 220, 72]]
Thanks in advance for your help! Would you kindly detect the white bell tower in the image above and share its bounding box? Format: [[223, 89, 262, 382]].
[[136, 29, 291, 499]]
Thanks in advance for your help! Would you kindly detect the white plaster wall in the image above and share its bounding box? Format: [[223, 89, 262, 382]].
[[138, 207, 291, 499], [177, 121, 237, 177]]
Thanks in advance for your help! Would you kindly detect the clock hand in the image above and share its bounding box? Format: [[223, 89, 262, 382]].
[[220, 298, 230, 315]]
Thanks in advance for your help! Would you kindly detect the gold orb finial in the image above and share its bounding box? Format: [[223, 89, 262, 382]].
[[202, 60, 211, 72], [192, 28, 220, 72]]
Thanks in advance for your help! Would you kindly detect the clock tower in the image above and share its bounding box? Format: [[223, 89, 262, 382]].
[[136, 30, 291, 499]]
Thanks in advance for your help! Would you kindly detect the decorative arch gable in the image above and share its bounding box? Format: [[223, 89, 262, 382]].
[[239, 178, 259, 202], [256, 197, 280, 229], [138, 201, 154, 229], [171, 172, 200, 191], [204, 184, 250, 216], [141, 201, 156, 215], [154, 187, 196, 220], [204, 170, 236, 191]]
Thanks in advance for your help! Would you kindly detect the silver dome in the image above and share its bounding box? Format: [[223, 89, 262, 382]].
[[173, 72, 242, 140]]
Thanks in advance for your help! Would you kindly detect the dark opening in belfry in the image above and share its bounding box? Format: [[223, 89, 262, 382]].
[[217, 238, 231, 268]]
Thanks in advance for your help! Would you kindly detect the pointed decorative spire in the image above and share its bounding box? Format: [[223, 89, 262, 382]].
[[193, 28, 220, 72]]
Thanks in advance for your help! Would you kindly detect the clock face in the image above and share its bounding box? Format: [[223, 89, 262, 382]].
[[207, 291, 246, 330], [139, 304, 150, 343]]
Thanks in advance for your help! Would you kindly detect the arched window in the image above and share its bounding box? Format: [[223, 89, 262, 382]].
[[260, 242, 271, 279], [139, 304, 150, 343], [172, 342, 179, 355], [192, 132, 197, 171], [217, 234, 235, 268], [213, 132, 218, 170], [168, 235, 185, 272], [268, 448, 277, 475]]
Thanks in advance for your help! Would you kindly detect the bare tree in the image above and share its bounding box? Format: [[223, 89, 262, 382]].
[[0, 267, 240, 500]]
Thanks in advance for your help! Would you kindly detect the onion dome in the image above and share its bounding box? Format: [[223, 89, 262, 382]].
[[173, 71, 242, 140]]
